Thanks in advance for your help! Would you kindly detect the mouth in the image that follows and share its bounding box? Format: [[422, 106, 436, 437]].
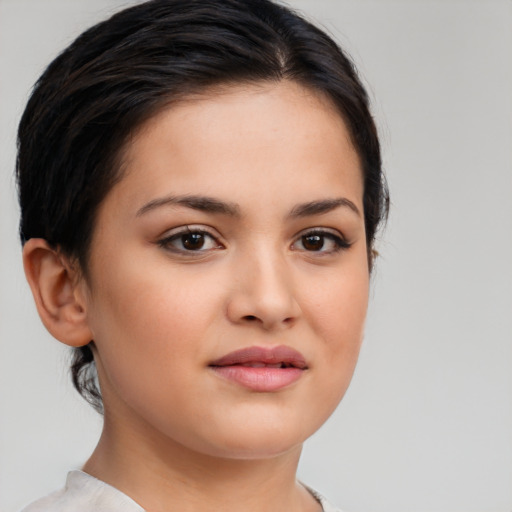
[[209, 346, 308, 392]]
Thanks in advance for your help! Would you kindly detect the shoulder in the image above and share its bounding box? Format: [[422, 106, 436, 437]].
[[20, 489, 66, 512], [305, 484, 347, 512], [20, 471, 145, 512]]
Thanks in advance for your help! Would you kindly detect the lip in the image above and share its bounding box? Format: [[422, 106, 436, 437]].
[[209, 345, 308, 392]]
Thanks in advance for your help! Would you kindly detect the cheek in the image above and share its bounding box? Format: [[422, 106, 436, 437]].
[[300, 260, 369, 398], [303, 262, 369, 345], [84, 261, 225, 427], [85, 253, 225, 382]]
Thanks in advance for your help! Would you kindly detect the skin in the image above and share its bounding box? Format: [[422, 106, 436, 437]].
[[24, 80, 369, 512]]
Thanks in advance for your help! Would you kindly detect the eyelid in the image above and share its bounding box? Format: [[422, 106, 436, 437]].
[[159, 224, 220, 238], [296, 226, 345, 236]]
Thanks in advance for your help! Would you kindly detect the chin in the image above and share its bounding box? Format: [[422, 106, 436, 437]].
[[199, 431, 305, 461], [186, 409, 324, 461]]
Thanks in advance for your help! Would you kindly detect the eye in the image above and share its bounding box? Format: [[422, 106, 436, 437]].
[[158, 226, 223, 254], [291, 229, 350, 254]]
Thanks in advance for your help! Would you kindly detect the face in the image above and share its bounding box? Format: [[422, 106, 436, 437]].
[[80, 81, 369, 460]]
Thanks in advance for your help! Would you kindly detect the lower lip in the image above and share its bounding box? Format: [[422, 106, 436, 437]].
[[210, 366, 304, 392]]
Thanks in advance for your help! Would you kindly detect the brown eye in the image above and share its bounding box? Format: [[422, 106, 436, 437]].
[[158, 228, 223, 253], [182, 232, 206, 250], [292, 229, 350, 254], [302, 234, 324, 251]]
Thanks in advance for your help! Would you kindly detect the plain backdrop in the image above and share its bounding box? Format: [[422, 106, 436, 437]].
[[1, 1, 511, 511]]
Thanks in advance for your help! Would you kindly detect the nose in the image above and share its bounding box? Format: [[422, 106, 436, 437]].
[[226, 248, 301, 331]]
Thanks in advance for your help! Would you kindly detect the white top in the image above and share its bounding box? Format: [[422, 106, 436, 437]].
[[21, 470, 345, 512]]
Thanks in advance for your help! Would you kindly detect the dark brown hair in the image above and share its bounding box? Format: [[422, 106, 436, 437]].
[[17, 0, 388, 412]]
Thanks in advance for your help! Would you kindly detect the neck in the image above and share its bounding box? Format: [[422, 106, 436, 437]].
[[83, 411, 320, 512]]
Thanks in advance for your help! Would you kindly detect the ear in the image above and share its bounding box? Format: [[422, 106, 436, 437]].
[[22, 238, 93, 347]]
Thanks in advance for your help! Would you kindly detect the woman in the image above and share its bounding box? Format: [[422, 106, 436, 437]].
[[16, 0, 388, 510]]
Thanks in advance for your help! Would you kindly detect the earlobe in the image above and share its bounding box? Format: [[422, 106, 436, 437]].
[[22, 238, 93, 347]]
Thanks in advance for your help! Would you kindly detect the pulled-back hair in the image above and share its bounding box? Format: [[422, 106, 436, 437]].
[[17, 0, 388, 412]]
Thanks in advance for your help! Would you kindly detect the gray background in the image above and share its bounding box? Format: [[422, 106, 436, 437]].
[[1, 1, 511, 511]]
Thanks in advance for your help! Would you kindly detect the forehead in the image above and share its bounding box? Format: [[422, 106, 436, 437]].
[[107, 80, 363, 216]]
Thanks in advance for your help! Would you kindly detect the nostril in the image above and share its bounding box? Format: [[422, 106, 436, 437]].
[[243, 315, 258, 322]]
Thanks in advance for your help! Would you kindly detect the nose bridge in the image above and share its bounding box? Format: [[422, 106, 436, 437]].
[[227, 241, 300, 329]]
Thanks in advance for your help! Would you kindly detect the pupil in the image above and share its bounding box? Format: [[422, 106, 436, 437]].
[[183, 233, 204, 250], [303, 234, 323, 251]]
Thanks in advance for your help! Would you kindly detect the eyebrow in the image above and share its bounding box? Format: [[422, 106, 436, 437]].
[[288, 197, 361, 218], [136, 194, 241, 217], [136, 194, 360, 219]]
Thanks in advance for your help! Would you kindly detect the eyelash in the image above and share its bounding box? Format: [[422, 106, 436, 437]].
[[157, 226, 351, 255], [291, 228, 351, 254], [157, 226, 223, 254]]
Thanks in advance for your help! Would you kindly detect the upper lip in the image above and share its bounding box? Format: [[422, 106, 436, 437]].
[[209, 345, 308, 369]]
